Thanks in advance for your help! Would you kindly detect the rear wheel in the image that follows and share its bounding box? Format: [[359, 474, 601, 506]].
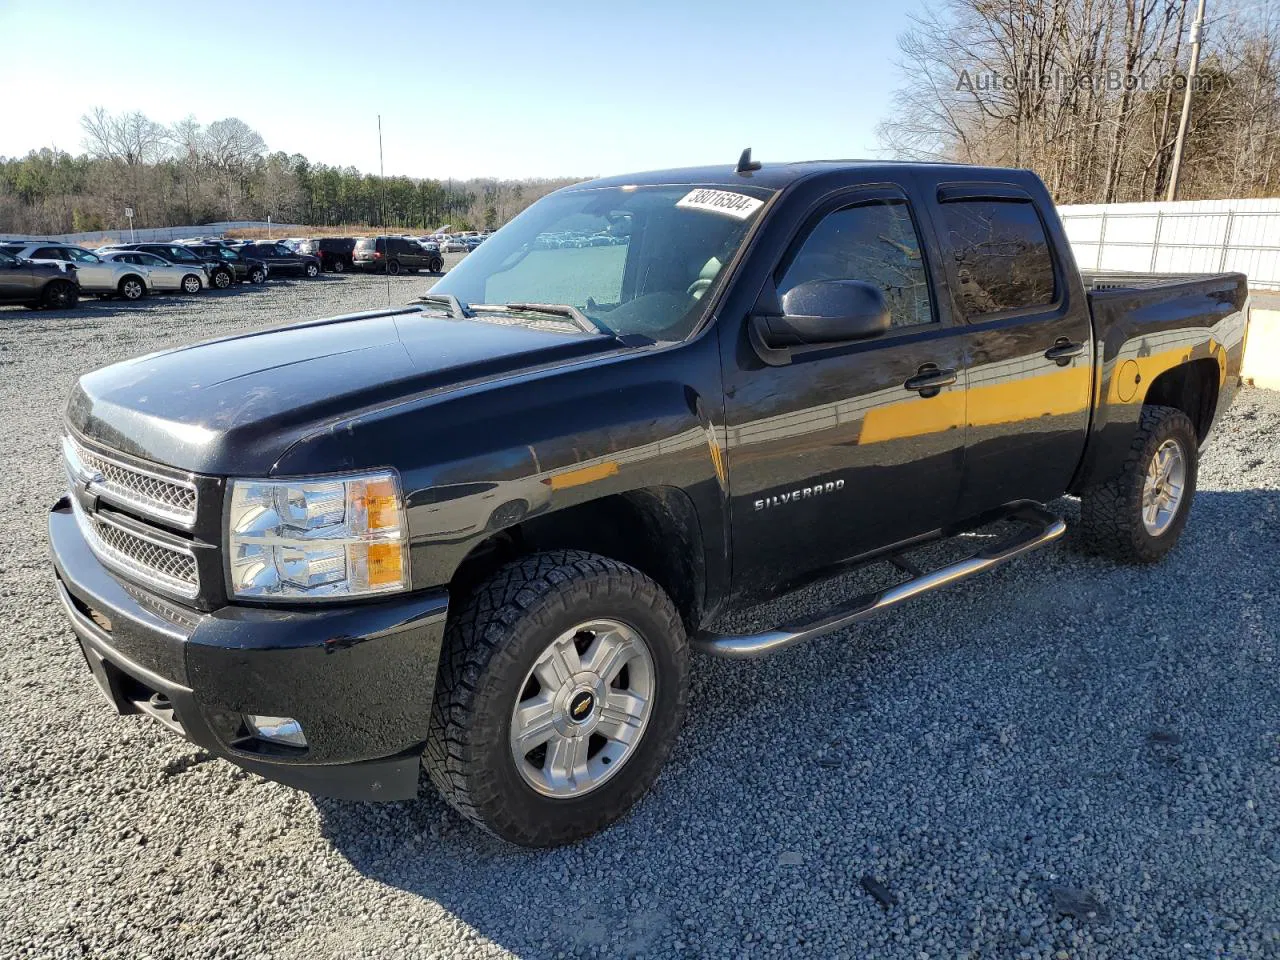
[[1078, 405, 1199, 563], [424, 550, 689, 847], [332, 259, 345, 273], [305, 262, 319, 278], [250, 266, 266, 284], [387, 259, 401, 276], [431, 256, 444, 273], [181, 273, 202, 294], [42, 280, 78, 310], [118, 276, 146, 301]]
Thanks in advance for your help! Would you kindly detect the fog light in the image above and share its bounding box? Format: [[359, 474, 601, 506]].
[[245, 714, 307, 748]]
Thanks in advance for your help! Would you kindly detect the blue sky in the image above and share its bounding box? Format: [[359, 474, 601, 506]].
[[0, 0, 918, 179]]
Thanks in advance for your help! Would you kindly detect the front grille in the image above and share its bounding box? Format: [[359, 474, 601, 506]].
[[64, 434, 197, 528], [69, 495, 200, 599]]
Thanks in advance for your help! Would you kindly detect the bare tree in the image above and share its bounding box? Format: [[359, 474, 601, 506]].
[[880, 0, 1280, 203]]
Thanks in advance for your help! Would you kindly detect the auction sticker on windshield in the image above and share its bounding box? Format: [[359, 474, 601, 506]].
[[676, 188, 764, 220]]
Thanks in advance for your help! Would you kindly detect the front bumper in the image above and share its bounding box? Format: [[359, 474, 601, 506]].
[[48, 496, 448, 801]]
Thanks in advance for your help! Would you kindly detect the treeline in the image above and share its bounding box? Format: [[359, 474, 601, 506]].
[[0, 109, 584, 235], [880, 0, 1280, 203]]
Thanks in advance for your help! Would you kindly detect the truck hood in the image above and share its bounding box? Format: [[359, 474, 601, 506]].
[[67, 307, 619, 475]]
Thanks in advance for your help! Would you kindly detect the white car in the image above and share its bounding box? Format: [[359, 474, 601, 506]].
[[100, 250, 205, 294], [0, 242, 152, 300]]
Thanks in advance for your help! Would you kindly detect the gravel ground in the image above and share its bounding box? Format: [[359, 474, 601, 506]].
[[1, 273, 1277, 959]]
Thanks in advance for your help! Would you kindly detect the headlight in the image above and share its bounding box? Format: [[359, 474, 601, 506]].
[[226, 470, 409, 600]]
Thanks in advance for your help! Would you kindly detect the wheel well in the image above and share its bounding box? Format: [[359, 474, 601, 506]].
[[1142, 358, 1220, 442], [449, 489, 707, 633], [118, 273, 144, 289]]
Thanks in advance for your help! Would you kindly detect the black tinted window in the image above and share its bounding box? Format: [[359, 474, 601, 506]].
[[779, 199, 934, 329], [33, 247, 62, 259], [940, 200, 1056, 316]]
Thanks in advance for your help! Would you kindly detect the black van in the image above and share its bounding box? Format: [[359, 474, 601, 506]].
[[352, 236, 443, 275], [299, 237, 357, 273]]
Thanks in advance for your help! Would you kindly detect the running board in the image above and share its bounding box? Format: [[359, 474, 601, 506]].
[[694, 503, 1066, 659]]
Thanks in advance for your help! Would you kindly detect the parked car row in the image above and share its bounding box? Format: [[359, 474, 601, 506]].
[[0, 230, 456, 310]]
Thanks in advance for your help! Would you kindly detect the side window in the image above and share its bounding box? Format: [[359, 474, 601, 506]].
[[939, 199, 1056, 316], [66, 248, 100, 263], [33, 247, 62, 259], [778, 199, 934, 329]]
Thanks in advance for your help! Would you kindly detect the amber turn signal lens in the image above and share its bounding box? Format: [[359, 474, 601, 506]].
[[365, 542, 405, 588], [361, 477, 401, 533]]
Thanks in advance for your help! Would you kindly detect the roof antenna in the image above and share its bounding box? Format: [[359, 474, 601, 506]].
[[736, 147, 762, 174]]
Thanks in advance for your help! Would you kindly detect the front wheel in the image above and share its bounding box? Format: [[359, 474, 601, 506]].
[[1078, 405, 1199, 563], [181, 273, 202, 294], [424, 551, 689, 846], [431, 256, 444, 273], [305, 262, 319, 278], [386, 259, 401, 276], [250, 267, 266, 284], [212, 269, 233, 289], [332, 259, 345, 273]]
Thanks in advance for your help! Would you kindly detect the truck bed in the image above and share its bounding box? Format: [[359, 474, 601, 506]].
[[1080, 269, 1244, 293]]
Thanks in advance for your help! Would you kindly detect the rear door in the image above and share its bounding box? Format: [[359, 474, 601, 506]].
[[932, 184, 1092, 514], [721, 183, 967, 600], [0, 251, 33, 302]]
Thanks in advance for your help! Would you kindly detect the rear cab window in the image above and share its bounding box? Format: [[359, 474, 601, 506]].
[[938, 198, 1057, 317]]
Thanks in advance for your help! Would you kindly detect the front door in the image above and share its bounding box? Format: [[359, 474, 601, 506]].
[[721, 187, 967, 601]]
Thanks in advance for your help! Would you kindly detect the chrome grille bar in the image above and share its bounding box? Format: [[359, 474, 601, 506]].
[[68, 487, 200, 599], [63, 434, 197, 528]]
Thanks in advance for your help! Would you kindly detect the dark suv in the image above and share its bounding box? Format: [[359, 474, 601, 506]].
[[185, 245, 267, 284], [353, 236, 443, 275], [105, 243, 234, 290], [239, 243, 321, 278], [298, 238, 357, 273], [0, 249, 78, 309]]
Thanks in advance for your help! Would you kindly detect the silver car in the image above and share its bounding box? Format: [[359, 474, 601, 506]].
[[100, 250, 204, 294], [0, 242, 153, 300]]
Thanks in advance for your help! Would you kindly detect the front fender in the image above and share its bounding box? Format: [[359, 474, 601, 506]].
[[271, 332, 731, 606]]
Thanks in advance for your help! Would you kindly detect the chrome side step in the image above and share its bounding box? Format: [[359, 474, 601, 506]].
[[694, 503, 1066, 659]]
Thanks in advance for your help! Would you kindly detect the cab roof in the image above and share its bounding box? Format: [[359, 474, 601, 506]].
[[572, 159, 1029, 192]]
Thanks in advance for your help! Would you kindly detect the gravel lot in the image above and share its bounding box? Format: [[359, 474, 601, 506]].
[[1, 271, 1277, 959]]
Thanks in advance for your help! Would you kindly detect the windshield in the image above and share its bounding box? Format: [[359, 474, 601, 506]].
[[431, 183, 773, 341]]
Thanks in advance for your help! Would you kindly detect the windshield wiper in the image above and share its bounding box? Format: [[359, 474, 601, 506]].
[[490, 302, 612, 336], [416, 292, 472, 320]]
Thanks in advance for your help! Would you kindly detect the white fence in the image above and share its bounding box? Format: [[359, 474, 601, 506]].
[[0, 221, 310, 246], [1058, 198, 1280, 290]]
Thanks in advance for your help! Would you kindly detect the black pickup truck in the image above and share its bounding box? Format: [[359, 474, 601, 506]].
[[49, 156, 1249, 846]]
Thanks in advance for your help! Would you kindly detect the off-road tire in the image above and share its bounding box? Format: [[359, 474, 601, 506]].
[[424, 550, 689, 847], [1078, 404, 1198, 563]]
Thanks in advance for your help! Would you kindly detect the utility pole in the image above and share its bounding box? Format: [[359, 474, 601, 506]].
[[1167, 0, 1207, 201]]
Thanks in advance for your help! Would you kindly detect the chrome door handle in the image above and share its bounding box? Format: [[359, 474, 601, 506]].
[[1045, 338, 1086, 365], [904, 364, 958, 397]]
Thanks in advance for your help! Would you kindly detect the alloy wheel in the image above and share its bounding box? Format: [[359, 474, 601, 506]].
[[509, 619, 655, 799], [1142, 438, 1186, 536]]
